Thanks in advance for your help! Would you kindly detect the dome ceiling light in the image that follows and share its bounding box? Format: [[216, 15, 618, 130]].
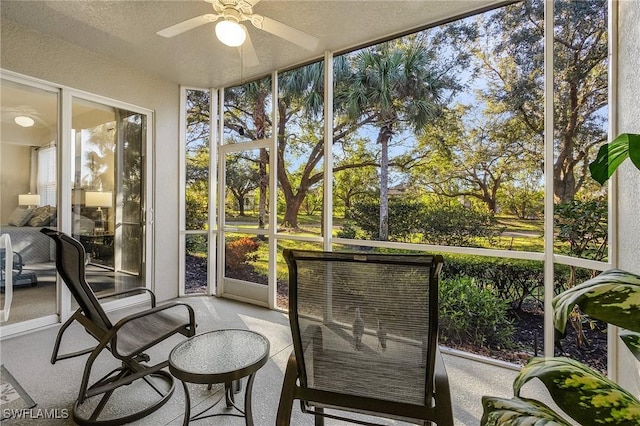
[[14, 116, 35, 127]]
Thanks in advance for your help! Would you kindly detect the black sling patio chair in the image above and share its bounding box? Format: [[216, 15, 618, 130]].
[[277, 249, 453, 426], [41, 228, 196, 425]]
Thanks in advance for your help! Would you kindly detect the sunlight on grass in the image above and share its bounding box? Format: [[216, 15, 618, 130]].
[[222, 214, 552, 282], [251, 238, 323, 280], [496, 215, 544, 231]]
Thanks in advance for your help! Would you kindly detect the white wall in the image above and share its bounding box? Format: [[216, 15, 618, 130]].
[[0, 143, 31, 223], [1, 124, 54, 222], [1, 19, 181, 301], [615, 0, 640, 394]]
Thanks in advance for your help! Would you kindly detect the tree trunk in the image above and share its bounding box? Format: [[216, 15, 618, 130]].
[[283, 196, 304, 229], [378, 127, 391, 241], [252, 90, 268, 230], [258, 148, 268, 229], [238, 197, 245, 216]]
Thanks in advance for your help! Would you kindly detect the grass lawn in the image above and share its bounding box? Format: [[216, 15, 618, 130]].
[[224, 210, 547, 253], [496, 215, 544, 231]]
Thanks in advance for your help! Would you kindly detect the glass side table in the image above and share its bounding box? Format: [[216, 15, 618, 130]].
[[169, 329, 270, 426]]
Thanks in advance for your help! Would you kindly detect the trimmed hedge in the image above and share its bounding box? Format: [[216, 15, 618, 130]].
[[442, 255, 594, 310], [442, 255, 544, 310]]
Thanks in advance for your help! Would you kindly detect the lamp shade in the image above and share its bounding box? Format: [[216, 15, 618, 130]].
[[215, 20, 246, 47], [18, 193, 40, 206], [85, 191, 112, 208]]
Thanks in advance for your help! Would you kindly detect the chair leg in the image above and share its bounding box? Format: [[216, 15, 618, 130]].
[[78, 340, 110, 404], [276, 353, 298, 426], [50, 312, 75, 364], [434, 349, 454, 426], [314, 406, 325, 426], [73, 370, 174, 425], [51, 310, 87, 364]]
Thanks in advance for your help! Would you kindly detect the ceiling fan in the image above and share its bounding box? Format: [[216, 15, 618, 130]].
[[156, 0, 320, 66]]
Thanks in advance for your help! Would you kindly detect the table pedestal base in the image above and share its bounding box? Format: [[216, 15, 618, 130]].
[[181, 375, 257, 426]]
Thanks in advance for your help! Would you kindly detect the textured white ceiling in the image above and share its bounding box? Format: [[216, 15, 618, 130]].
[[1, 0, 508, 88]]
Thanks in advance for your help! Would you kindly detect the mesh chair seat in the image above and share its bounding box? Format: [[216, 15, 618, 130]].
[[114, 309, 193, 358], [311, 348, 426, 405], [277, 249, 453, 426]]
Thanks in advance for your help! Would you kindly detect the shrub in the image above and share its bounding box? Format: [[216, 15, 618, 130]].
[[420, 204, 503, 246], [340, 199, 424, 241], [554, 198, 608, 262], [341, 199, 502, 245], [439, 277, 514, 349], [225, 237, 259, 269], [442, 255, 544, 310], [185, 234, 207, 256]]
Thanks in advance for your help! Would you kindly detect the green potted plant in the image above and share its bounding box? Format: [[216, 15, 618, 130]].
[[481, 133, 640, 425]]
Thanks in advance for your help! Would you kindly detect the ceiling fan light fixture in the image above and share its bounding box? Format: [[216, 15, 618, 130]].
[[14, 116, 35, 127], [215, 19, 246, 47]]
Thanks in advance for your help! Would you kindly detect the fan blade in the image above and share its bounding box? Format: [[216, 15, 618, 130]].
[[253, 15, 319, 51], [239, 32, 259, 67], [157, 14, 218, 38]]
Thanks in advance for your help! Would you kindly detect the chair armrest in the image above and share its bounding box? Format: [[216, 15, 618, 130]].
[[97, 287, 156, 307], [109, 301, 196, 337]]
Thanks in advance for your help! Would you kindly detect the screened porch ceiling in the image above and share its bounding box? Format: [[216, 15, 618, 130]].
[[1, 0, 509, 88]]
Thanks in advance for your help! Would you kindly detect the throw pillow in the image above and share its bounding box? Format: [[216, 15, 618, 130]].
[[28, 205, 56, 227], [7, 207, 35, 227]]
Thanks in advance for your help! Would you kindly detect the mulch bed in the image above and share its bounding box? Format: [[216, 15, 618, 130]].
[[444, 307, 607, 373]]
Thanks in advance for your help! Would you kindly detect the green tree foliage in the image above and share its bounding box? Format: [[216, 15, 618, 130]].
[[301, 185, 322, 216], [554, 198, 608, 263], [407, 106, 536, 214], [185, 147, 209, 231], [332, 138, 378, 216], [120, 114, 144, 222], [498, 178, 544, 220], [225, 152, 259, 216], [222, 65, 330, 230], [479, 0, 608, 203], [224, 78, 271, 229], [336, 35, 455, 240], [185, 90, 210, 232]]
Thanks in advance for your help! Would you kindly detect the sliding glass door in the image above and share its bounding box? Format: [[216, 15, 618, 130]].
[[0, 78, 59, 326], [71, 97, 148, 297], [0, 74, 152, 333]]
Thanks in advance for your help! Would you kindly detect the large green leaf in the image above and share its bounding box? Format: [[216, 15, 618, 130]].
[[620, 331, 640, 362], [481, 396, 571, 425], [514, 357, 640, 425], [553, 269, 640, 336], [589, 133, 640, 185]]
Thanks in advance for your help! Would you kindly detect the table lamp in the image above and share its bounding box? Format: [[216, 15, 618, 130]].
[[18, 193, 40, 208], [85, 191, 112, 233]]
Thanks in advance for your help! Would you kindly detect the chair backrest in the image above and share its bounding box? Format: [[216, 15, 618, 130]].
[[41, 228, 112, 331], [284, 249, 443, 407]]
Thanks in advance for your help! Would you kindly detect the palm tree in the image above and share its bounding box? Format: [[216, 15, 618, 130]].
[[336, 37, 451, 240]]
